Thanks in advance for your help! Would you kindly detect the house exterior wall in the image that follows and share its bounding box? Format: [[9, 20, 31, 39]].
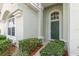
[[17, 4, 39, 39], [43, 4, 63, 41], [69, 4, 79, 56], [23, 5, 39, 39], [0, 21, 4, 35], [0, 3, 42, 41], [15, 12, 23, 41], [0, 4, 24, 42]]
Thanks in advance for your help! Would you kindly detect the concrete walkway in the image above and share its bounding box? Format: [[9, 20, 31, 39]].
[[34, 41, 49, 56]]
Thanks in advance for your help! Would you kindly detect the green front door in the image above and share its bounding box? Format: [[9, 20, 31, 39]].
[[51, 21, 59, 39]]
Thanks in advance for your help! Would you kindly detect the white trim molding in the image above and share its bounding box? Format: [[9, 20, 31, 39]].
[[49, 9, 63, 41], [9, 9, 23, 18]]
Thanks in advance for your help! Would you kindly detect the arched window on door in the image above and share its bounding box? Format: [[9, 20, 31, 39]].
[[51, 12, 59, 20], [8, 16, 15, 36]]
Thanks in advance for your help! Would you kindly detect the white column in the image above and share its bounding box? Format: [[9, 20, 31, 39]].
[[63, 3, 70, 42], [38, 5, 43, 39], [64, 3, 79, 56], [69, 4, 79, 56], [63, 3, 70, 55]]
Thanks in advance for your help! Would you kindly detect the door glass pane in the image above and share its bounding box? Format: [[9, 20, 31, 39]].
[[51, 21, 59, 39]]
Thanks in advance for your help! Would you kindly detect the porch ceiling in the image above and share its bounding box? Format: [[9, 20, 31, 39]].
[[42, 3, 55, 8]]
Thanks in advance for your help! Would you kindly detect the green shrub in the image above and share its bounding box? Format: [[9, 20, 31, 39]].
[[0, 35, 6, 40], [0, 39, 12, 55], [19, 38, 42, 55], [40, 40, 64, 56]]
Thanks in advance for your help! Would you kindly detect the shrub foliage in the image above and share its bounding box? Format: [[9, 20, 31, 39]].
[[40, 40, 65, 56], [0, 35, 6, 40], [19, 38, 42, 55], [0, 35, 12, 55]]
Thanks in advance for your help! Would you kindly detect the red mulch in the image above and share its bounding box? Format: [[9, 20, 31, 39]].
[[64, 50, 68, 56], [31, 45, 43, 56]]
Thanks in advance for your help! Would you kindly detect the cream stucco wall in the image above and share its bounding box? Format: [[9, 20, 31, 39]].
[[23, 4, 38, 39], [15, 12, 23, 41], [17, 4, 39, 39]]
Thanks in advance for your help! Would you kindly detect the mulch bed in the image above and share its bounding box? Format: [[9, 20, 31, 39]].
[[2, 44, 68, 56], [31, 45, 43, 56], [64, 50, 68, 56], [2, 44, 16, 56]]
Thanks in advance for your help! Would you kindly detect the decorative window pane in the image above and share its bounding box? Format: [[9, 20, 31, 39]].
[[51, 13, 53, 16], [51, 12, 59, 20], [57, 16, 59, 19], [51, 17, 53, 20], [54, 16, 56, 19]]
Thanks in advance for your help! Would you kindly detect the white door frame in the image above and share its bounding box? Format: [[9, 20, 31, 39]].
[[49, 9, 62, 40]]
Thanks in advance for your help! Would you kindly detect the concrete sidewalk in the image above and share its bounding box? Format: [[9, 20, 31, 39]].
[[34, 41, 49, 56]]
